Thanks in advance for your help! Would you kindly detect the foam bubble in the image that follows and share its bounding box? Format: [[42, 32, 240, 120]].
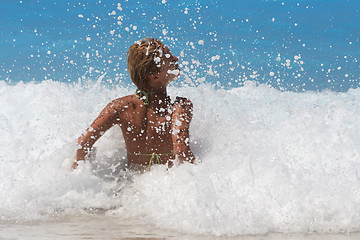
[[167, 69, 180, 75]]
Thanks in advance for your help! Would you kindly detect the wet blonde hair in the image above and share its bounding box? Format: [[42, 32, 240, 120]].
[[127, 38, 165, 92]]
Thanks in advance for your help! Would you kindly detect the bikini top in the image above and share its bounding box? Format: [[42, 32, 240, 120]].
[[135, 88, 149, 105]]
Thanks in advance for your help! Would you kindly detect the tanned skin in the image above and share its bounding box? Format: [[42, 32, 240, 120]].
[[72, 46, 194, 170]]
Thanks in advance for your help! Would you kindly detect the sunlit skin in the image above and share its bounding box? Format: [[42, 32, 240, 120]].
[[72, 46, 195, 170]]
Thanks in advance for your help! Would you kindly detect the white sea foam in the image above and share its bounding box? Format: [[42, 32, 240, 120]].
[[167, 69, 180, 76], [1, 80, 360, 236]]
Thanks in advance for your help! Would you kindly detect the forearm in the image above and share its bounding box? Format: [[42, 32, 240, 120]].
[[75, 144, 90, 162], [71, 99, 121, 170], [179, 149, 195, 163], [174, 143, 195, 164], [72, 128, 99, 169], [171, 97, 194, 164], [75, 129, 97, 159], [172, 123, 195, 163]]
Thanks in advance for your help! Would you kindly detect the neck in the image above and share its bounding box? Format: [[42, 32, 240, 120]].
[[148, 88, 170, 105], [148, 88, 167, 99]]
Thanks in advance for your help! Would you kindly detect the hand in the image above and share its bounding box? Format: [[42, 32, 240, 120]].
[[71, 156, 79, 170]]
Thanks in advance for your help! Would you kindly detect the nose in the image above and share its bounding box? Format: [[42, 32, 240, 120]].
[[173, 55, 178, 62]]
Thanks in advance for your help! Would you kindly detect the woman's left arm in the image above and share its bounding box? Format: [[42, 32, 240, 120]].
[[171, 97, 195, 163]]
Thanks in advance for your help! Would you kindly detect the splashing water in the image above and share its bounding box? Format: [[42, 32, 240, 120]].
[[1, 80, 360, 236]]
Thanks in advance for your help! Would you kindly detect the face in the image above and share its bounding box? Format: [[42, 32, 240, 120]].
[[162, 46, 180, 78], [149, 46, 180, 90]]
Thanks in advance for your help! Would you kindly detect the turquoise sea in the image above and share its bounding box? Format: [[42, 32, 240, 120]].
[[1, 0, 359, 90]]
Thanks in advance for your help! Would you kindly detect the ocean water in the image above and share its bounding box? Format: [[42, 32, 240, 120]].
[[1, 0, 360, 239], [1, 0, 359, 90], [1, 81, 360, 238]]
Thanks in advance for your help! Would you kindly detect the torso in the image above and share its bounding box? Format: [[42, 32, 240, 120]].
[[114, 95, 176, 166]]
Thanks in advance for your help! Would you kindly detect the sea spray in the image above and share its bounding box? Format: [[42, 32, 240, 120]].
[[115, 82, 360, 235], [1, 80, 360, 236]]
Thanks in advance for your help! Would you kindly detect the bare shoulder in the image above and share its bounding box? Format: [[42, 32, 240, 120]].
[[174, 97, 193, 110], [173, 97, 193, 122], [110, 95, 140, 111]]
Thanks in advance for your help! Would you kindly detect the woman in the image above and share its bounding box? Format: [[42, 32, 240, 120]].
[[72, 38, 195, 170]]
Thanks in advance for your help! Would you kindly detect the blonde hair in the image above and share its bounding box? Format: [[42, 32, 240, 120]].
[[127, 38, 165, 91]]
